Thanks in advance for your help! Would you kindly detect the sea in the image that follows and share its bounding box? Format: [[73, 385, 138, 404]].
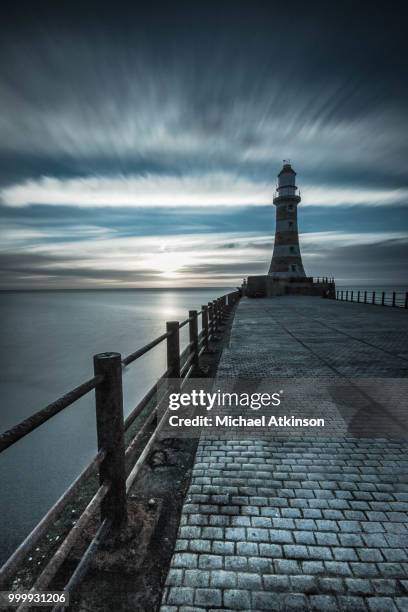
[[0, 285, 406, 564], [0, 288, 233, 564]]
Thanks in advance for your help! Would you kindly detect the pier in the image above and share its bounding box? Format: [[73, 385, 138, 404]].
[[161, 295, 408, 611], [1, 292, 408, 610]]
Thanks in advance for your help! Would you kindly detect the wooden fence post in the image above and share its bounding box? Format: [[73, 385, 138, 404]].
[[372, 291, 376, 305], [93, 352, 127, 529], [405, 292, 408, 309], [166, 321, 180, 378], [208, 302, 214, 340], [351, 291, 354, 302], [364, 291, 367, 304], [213, 300, 219, 328], [392, 292, 396, 307], [217, 298, 222, 322], [189, 310, 199, 369], [202, 305, 209, 351], [382, 291, 385, 306]]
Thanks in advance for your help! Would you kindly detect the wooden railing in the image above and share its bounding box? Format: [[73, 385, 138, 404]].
[[0, 290, 241, 604], [336, 289, 408, 309]]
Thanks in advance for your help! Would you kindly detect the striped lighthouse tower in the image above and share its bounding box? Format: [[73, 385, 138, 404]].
[[268, 160, 306, 278]]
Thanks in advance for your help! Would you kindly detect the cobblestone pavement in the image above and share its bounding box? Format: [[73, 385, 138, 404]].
[[160, 297, 408, 611]]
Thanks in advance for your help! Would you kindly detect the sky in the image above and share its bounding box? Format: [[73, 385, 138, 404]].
[[0, 0, 407, 289]]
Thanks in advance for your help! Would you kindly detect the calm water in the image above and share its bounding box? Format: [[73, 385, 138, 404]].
[[0, 288, 232, 563]]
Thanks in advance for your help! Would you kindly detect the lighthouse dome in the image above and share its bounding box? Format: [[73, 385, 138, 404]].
[[278, 160, 296, 176], [278, 161, 297, 188]]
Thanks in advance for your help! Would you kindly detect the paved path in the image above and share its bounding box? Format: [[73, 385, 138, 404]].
[[161, 297, 408, 612]]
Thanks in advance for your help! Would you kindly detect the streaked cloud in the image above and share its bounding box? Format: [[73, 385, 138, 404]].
[[2, 174, 407, 209], [1, 228, 406, 289], [0, 1, 407, 287]]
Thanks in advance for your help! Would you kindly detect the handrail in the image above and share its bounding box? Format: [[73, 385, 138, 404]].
[[313, 276, 335, 284], [124, 379, 159, 431], [335, 289, 408, 309], [51, 517, 111, 612], [0, 288, 241, 597], [180, 341, 193, 361], [16, 483, 110, 609], [0, 449, 105, 589], [122, 331, 170, 366], [180, 351, 196, 377], [0, 375, 103, 454]]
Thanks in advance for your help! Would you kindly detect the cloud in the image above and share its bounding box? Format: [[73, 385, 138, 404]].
[[0, 251, 161, 287], [0, 3, 407, 191], [0, 2, 407, 287], [2, 173, 407, 209], [1, 228, 407, 289]]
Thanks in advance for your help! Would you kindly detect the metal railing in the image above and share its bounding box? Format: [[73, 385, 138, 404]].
[[0, 290, 241, 603], [273, 187, 301, 199], [336, 289, 408, 309], [314, 277, 335, 284]]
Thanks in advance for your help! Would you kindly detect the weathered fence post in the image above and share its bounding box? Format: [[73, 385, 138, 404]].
[[372, 291, 376, 305], [217, 298, 222, 322], [166, 321, 180, 378], [346, 291, 348, 301], [405, 292, 408, 309], [364, 291, 367, 304], [202, 305, 209, 351], [392, 292, 396, 307], [382, 291, 385, 306], [351, 291, 354, 302], [213, 300, 219, 329], [93, 352, 127, 529], [208, 302, 214, 341], [189, 310, 200, 369], [357, 291, 360, 303]]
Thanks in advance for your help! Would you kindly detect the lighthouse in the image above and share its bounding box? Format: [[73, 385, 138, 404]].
[[245, 161, 335, 297], [268, 161, 306, 278]]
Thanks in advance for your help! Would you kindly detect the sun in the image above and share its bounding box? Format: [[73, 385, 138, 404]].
[[144, 251, 184, 278]]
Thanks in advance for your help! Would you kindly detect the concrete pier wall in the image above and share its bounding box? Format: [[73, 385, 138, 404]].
[[245, 275, 335, 299]]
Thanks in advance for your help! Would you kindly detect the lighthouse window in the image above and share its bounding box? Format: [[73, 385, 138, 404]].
[[288, 204, 294, 211], [291, 265, 297, 272], [290, 246, 295, 253], [289, 221, 294, 228]]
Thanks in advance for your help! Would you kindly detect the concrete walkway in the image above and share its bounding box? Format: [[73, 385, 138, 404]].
[[160, 297, 408, 612]]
